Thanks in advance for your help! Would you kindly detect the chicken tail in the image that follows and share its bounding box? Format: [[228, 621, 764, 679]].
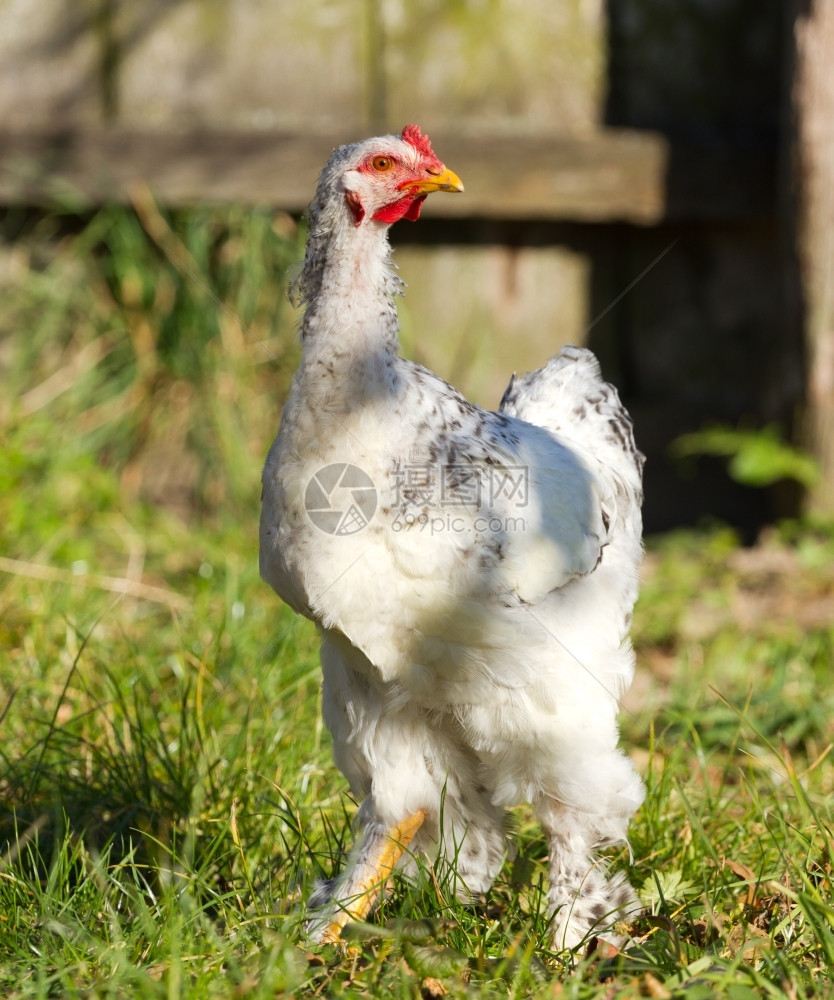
[[499, 345, 644, 490]]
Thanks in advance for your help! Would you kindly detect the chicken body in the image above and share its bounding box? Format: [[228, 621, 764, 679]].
[[260, 127, 645, 950]]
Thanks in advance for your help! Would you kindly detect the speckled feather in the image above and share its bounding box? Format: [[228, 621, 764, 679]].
[[260, 127, 646, 950]]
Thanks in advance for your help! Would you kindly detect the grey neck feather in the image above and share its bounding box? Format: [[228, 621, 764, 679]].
[[290, 145, 405, 325]]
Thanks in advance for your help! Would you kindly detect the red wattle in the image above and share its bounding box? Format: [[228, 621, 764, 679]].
[[372, 194, 426, 224], [404, 195, 427, 221]]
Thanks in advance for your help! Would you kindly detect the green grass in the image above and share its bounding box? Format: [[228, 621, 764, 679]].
[[1, 202, 832, 998]]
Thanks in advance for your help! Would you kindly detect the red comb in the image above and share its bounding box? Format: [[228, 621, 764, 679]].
[[401, 124, 435, 158]]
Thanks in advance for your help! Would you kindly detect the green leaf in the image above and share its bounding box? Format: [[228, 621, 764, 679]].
[[672, 425, 820, 488], [401, 941, 469, 978], [638, 869, 699, 908]]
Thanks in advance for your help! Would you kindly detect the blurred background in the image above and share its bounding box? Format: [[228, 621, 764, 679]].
[[2, 9, 834, 991], [0, 0, 831, 537]]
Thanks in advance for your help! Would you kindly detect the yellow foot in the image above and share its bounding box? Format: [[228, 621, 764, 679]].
[[319, 809, 426, 944]]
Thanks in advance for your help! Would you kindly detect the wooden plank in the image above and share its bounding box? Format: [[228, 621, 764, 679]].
[[0, 127, 776, 223], [396, 245, 589, 406], [115, 1, 367, 132], [382, 0, 604, 135], [793, 0, 834, 513], [0, 0, 102, 127]]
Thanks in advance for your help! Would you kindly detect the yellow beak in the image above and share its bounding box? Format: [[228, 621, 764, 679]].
[[400, 165, 464, 195]]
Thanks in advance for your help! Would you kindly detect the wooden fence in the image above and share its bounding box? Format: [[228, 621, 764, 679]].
[[1, 0, 831, 529]]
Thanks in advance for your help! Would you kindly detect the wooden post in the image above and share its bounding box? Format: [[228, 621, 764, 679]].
[[793, 0, 834, 513]]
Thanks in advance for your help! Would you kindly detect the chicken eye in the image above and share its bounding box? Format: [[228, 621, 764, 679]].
[[372, 156, 393, 172]]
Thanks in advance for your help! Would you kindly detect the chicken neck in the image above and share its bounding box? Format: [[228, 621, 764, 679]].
[[295, 217, 402, 413]]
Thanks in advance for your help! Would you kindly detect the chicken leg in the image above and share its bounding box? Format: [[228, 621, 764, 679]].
[[537, 798, 640, 950], [309, 809, 426, 944]]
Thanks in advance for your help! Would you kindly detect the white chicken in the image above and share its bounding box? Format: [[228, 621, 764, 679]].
[[260, 125, 645, 951]]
